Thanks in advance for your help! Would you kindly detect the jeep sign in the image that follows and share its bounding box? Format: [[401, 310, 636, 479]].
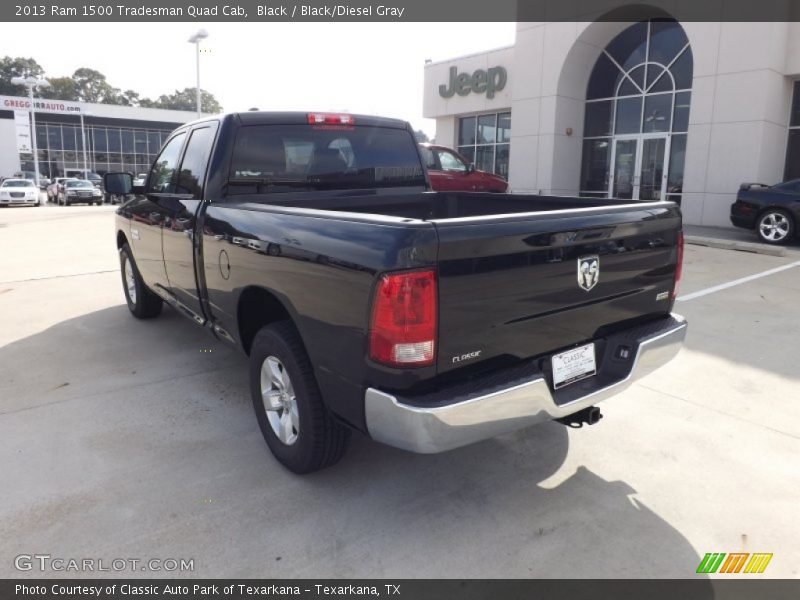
[[438, 66, 507, 99]]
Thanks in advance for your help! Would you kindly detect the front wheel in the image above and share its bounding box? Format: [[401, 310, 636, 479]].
[[120, 244, 162, 318], [249, 321, 350, 474], [757, 209, 795, 245]]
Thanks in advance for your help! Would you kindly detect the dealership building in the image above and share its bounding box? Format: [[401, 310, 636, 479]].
[[424, 17, 800, 227], [0, 95, 198, 180]]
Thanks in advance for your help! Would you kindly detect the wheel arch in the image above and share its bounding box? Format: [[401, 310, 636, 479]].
[[237, 285, 298, 356], [116, 230, 129, 250]]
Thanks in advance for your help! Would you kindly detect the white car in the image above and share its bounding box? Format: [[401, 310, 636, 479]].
[[0, 178, 40, 206], [132, 173, 147, 186]]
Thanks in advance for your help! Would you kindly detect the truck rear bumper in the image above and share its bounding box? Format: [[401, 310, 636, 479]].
[[365, 313, 687, 453]]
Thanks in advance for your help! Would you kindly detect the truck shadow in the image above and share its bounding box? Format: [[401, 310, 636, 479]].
[[0, 305, 710, 583], [304, 431, 713, 580]]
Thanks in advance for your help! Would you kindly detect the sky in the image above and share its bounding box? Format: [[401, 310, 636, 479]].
[[0, 22, 516, 138]]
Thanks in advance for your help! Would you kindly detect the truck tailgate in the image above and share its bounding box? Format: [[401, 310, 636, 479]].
[[432, 202, 681, 375]]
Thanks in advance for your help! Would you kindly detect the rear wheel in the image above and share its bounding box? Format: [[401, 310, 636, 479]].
[[120, 244, 162, 318], [249, 321, 350, 474], [757, 209, 794, 245]]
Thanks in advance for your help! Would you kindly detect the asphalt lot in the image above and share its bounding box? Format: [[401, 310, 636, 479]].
[[1, 204, 798, 579]]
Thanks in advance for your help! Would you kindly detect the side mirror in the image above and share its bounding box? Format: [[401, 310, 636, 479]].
[[104, 172, 133, 195], [466, 163, 476, 174]]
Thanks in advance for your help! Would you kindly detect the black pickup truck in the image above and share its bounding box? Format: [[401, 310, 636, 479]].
[[105, 111, 687, 473]]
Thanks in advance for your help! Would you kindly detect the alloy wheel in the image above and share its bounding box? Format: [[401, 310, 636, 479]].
[[124, 259, 137, 304], [759, 212, 790, 242], [260, 356, 300, 445]]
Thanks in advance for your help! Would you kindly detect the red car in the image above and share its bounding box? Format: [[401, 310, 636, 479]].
[[420, 143, 508, 193]]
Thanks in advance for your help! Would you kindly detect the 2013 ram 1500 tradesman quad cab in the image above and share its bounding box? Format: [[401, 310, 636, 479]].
[[105, 111, 687, 474]]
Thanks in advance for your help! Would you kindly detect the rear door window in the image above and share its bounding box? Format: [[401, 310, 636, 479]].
[[419, 146, 437, 170], [773, 179, 800, 193]]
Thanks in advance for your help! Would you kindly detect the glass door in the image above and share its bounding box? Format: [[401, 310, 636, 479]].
[[609, 135, 670, 200], [610, 138, 638, 199], [638, 135, 669, 200]]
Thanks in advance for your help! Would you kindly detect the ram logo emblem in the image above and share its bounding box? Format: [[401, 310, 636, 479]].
[[577, 255, 599, 291]]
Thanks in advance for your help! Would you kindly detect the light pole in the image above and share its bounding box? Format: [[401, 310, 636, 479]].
[[188, 29, 209, 119], [11, 76, 50, 201]]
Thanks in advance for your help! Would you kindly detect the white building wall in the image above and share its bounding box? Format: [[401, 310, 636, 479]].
[[0, 119, 20, 176], [511, 19, 797, 226], [681, 22, 793, 226], [423, 46, 514, 148], [434, 117, 456, 147], [423, 13, 800, 228]]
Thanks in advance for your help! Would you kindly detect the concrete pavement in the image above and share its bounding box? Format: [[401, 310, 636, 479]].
[[0, 206, 798, 578]]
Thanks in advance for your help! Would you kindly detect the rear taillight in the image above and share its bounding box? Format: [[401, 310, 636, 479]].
[[673, 231, 684, 299], [307, 113, 354, 125], [369, 270, 437, 367]]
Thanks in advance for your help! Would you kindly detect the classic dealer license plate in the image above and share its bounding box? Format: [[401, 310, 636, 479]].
[[552, 343, 596, 389]]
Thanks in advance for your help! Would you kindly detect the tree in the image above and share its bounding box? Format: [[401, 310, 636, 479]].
[[151, 88, 223, 113], [0, 56, 45, 95], [72, 68, 120, 103], [414, 129, 430, 143], [1, 56, 223, 113], [119, 89, 141, 106], [46, 76, 79, 101]]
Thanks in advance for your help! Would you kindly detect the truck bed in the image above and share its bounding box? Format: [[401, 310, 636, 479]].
[[264, 191, 646, 221], [240, 191, 682, 383]]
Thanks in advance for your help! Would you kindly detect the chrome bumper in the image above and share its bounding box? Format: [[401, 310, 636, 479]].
[[365, 313, 687, 454]]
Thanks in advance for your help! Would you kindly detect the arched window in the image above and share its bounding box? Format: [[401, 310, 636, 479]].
[[580, 20, 692, 202]]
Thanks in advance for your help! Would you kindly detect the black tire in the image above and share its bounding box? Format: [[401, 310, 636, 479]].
[[119, 244, 162, 319], [756, 209, 795, 245], [249, 321, 350, 474]]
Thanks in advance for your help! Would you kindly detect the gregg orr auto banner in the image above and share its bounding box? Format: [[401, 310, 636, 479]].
[[13, 110, 32, 154], [1, 94, 84, 115]]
